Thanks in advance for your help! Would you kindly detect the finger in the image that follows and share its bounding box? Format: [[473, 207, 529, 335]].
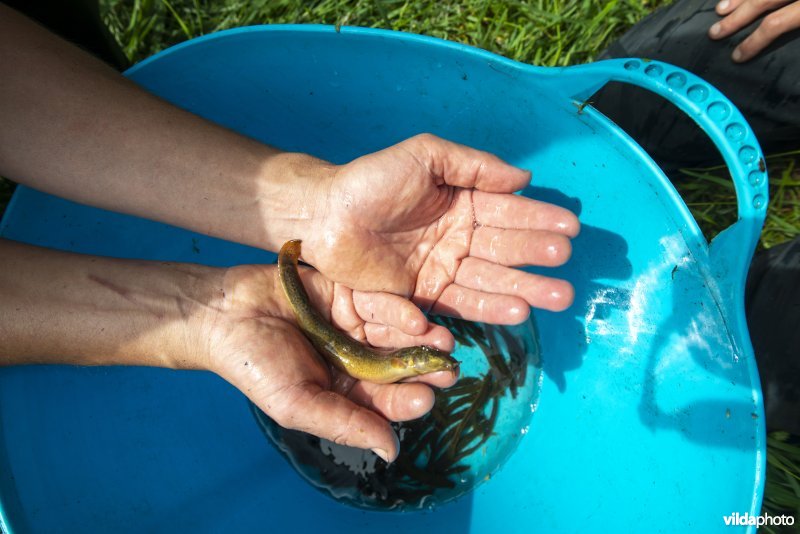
[[401, 133, 531, 193], [455, 257, 575, 311], [432, 284, 531, 324], [716, 0, 746, 16], [401, 369, 460, 388], [328, 281, 367, 341], [245, 325, 399, 461], [709, 0, 791, 39], [470, 227, 572, 267], [267, 381, 400, 462], [472, 190, 580, 236], [363, 321, 456, 352], [732, 3, 800, 61], [352, 290, 428, 336], [347, 381, 436, 421]]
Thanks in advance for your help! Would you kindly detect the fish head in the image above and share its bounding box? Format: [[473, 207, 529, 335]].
[[407, 345, 460, 375]]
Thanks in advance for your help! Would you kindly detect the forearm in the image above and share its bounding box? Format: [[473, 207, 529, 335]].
[[0, 238, 223, 369], [0, 5, 331, 252]]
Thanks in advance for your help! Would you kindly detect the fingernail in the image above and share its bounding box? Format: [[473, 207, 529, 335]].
[[710, 22, 721, 37], [732, 48, 743, 62], [717, 0, 729, 10], [371, 447, 390, 462]]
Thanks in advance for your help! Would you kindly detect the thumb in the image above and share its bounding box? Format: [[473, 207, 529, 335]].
[[400, 133, 531, 193], [218, 322, 401, 462], [267, 381, 400, 462]]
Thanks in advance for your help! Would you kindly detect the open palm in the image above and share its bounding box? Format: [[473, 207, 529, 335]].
[[303, 134, 579, 326]]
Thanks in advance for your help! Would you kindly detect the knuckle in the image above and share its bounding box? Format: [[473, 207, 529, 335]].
[[761, 12, 784, 34], [412, 132, 436, 144], [351, 324, 367, 342], [331, 408, 362, 445], [262, 381, 316, 429], [381, 387, 397, 419]]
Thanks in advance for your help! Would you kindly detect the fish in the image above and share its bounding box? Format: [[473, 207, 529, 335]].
[[278, 239, 459, 384]]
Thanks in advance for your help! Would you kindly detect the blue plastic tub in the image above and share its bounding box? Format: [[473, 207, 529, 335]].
[[0, 26, 767, 533]]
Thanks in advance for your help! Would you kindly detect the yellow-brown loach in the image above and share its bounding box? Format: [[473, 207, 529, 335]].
[[278, 240, 459, 384]]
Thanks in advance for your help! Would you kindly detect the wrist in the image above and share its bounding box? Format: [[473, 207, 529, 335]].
[[156, 263, 228, 372], [0, 240, 227, 372], [252, 152, 336, 256], [80, 261, 228, 372], [201, 264, 287, 381]]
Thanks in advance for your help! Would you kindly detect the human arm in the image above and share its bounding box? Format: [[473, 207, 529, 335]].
[[0, 238, 454, 461], [0, 3, 326, 252], [1, 4, 579, 329], [709, 0, 800, 62]]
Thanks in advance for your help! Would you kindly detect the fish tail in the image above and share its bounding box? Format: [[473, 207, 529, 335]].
[[280, 239, 302, 263]]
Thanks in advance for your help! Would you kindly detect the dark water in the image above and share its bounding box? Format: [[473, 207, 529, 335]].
[[251, 316, 543, 511]]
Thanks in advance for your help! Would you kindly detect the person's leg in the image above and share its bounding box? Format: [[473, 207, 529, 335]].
[[592, 0, 800, 171], [745, 238, 800, 435]]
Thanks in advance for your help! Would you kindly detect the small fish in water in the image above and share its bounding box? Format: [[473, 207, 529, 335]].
[[278, 239, 459, 383]]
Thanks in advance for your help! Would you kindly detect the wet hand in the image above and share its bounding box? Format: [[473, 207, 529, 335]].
[[709, 0, 800, 62], [206, 264, 458, 463], [302, 134, 579, 328]]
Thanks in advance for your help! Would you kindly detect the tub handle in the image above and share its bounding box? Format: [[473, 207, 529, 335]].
[[539, 58, 767, 299]]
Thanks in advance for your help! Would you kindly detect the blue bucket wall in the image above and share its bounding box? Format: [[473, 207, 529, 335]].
[[0, 26, 766, 533]]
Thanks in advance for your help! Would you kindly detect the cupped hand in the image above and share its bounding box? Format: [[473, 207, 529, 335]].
[[204, 264, 458, 463], [302, 134, 579, 327], [709, 0, 800, 62]]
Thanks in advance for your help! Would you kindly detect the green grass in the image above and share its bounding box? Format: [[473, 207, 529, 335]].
[[678, 150, 800, 249], [101, 0, 666, 66], [2, 0, 798, 521], [763, 432, 800, 532]]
